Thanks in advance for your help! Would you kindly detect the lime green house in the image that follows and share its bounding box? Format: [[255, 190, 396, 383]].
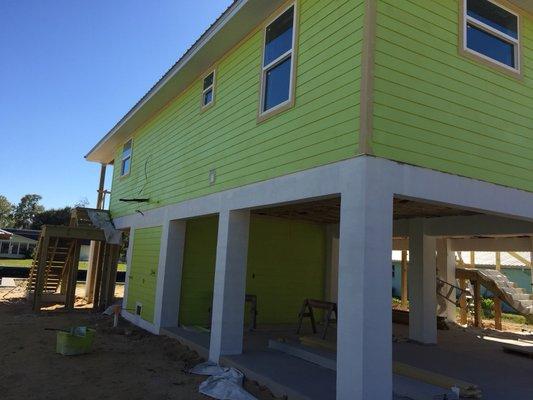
[[86, 1, 533, 399]]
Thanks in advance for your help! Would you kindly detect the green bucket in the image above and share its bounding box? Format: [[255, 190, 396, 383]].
[[56, 327, 95, 356]]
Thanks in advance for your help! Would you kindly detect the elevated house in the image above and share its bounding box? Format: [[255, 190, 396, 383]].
[[86, 1, 533, 399]]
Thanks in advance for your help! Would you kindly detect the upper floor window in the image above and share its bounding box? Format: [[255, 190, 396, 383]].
[[260, 4, 296, 117], [120, 139, 132, 177], [202, 71, 215, 108], [463, 0, 520, 72]]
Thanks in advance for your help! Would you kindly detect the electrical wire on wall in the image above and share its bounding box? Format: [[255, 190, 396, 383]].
[[119, 154, 152, 204], [138, 154, 152, 196]]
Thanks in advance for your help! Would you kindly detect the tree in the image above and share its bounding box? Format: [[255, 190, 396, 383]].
[[12, 194, 44, 229], [0, 195, 14, 227], [31, 207, 72, 230], [74, 197, 89, 208]]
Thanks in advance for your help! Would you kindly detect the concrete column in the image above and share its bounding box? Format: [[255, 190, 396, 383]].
[[154, 220, 187, 330], [209, 209, 250, 362], [122, 228, 135, 310], [336, 178, 393, 400], [408, 219, 437, 344], [436, 239, 456, 322]]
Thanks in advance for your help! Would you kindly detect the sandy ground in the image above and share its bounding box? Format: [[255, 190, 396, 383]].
[[0, 282, 278, 400]]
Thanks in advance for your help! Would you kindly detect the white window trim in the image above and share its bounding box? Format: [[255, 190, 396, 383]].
[[259, 2, 297, 119], [462, 0, 521, 73], [120, 139, 133, 177], [201, 70, 216, 109]]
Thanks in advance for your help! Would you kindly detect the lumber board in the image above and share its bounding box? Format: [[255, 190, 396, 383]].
[[33, 232, 50, 312], [44, 225, 106, 241], [393, 362, 482, 398], [65, 240, 81, 310]]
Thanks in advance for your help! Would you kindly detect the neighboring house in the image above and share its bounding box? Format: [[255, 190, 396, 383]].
[[0, 229, 11, 241], [85, 1, 533, 399], [0, 229, 39, 258], [0, 228, 90, 261]]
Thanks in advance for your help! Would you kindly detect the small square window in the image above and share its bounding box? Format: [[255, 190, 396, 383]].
[[202, 71, 215, 108], [463, 0, 520, 72], [260, 5, 296, 116], [120, 139, 132, 177]]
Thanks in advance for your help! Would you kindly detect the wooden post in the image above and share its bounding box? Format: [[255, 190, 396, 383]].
[[494, 251, 502, 330], [470, 251, 475, 269], [100, 244, 120, 311], [92, 243, 107, 310], [86, 241, 102, 302], [96, 163, 107, 210], [65, 240, 81, 310], [401, 250, 408, 309], [473, 280, 482, 328], [494, 297, 502, 330], [459, 278, 468, 325], [33, 228, 50, 312], [84, 163, 106, 300]]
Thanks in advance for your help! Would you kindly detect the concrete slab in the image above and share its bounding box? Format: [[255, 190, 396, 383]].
[[161, 323, 533, 400], [161, 326, 210, 359]]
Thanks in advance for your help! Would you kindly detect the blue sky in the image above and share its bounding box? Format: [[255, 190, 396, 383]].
[[0, 0, 232, 209]]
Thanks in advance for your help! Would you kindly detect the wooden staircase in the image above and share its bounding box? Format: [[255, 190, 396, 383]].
[[28, 208, 122, 312], [27, 236, 76, 295]]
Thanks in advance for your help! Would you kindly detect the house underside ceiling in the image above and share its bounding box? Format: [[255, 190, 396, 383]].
[[252, 197, 478, 224]]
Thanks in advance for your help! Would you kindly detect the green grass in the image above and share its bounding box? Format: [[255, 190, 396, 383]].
[[0, 258, 127, 272]]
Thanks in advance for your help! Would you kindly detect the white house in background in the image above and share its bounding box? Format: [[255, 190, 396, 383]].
[[0, 229, 39, 259]]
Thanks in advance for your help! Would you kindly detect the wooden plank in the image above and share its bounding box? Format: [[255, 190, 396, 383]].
[[65, 240, 81, 310], [494, 297, 502, 331], [33, 229, 50, 312], [43, 225, 106, 241], [508, 251, 531, 268], [473, 280, 482, 328], [86, 241, 102, 302], [100, 244, 120, 311], [92, 243, 107, 310], [459, 278, 468, 325], [393, 362, 482, 398]]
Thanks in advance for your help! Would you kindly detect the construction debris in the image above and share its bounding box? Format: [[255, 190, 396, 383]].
[[393, 362, 482, 399], [190, 362, 257, 400]]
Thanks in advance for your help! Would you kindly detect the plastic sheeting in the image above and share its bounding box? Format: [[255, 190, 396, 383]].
[[86, 209, 122, 244], [190, 362, 257, 400]]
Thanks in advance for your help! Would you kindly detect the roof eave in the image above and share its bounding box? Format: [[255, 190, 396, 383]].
[[86, 0, 286, 164]]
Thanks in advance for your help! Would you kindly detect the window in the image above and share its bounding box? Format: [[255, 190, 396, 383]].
[[202, 71, 215, 108], [120, 139, 132, 177], [260, 4, 296, 116], [463, 0, 520, 72]]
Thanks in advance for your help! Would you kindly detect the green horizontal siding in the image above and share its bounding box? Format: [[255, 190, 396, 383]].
[[246, 215, 326, 325], [178, 215, 326, 326], [126, 226, 162, 323], [178, 217, 218, 327], [372, 0, 533, 191], [109, 0, 364, 218]]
